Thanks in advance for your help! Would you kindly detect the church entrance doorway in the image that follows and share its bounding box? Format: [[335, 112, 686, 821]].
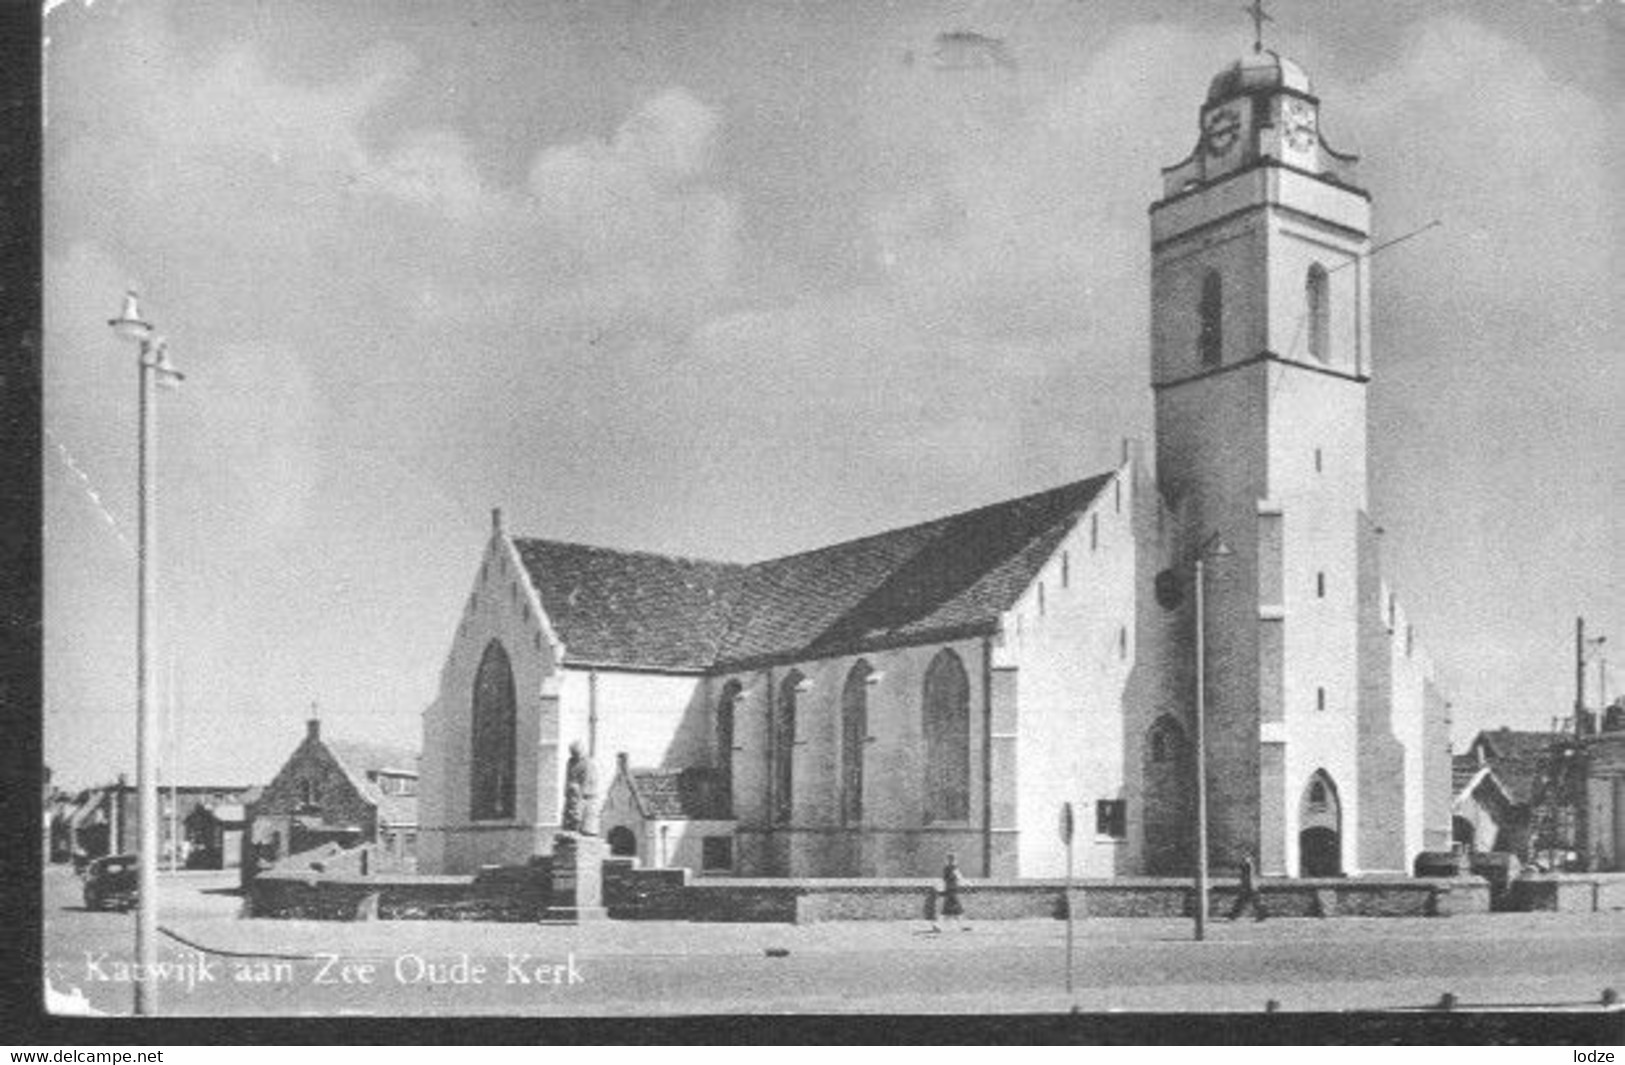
[[1298, 770, 1342, 877]]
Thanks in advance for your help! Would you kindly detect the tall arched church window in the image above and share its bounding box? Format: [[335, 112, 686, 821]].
[[840, 662, 871, 826], [716, 680, 740, 817], [470, 639, 517, 821], [773, 672, 802, 825], [1306, 263, 1330, 362], [1142, 714, 1192, 875], [923, 650, 971, 823], [1198, 270, 1223, 366]]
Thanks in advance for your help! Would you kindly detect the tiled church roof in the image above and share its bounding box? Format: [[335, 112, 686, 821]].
[[626, 767, 731, 821], [512, 541, 746, 670], [513, 473, 1114, 671], [324, 739, 419, 826]]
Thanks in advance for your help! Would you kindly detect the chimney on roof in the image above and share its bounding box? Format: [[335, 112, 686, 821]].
[[307, 716, 320, 742], [492, 507, 503, 534], [617, 751, 630, 776]]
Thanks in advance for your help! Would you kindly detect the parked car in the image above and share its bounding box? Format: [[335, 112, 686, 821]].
[[82, 854, 138, 911]]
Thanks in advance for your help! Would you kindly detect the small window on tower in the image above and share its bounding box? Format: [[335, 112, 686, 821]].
[[1118, 625, 1128, 659], [1199, 270, 1223, 366], [1061, 552, 1070, 589], [1038, 583, 1046, 617], [1314, 448, 1323, 473], [1316, 687, 1326, 712], [1316, 572, 1326, 599]]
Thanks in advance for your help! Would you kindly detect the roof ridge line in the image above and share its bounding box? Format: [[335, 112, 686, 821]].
[[741, 472, 1115, 570], [512, 536, 746, 572]]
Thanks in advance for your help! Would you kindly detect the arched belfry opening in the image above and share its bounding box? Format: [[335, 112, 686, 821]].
[[1198, 270, 1223, 366], [1298, 770, 1342, 877], [1305, 262, 1330, 361]]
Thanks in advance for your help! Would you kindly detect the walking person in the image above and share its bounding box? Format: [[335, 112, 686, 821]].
[[1228, 852, 1266, 922], [931, 852, 968, 933]]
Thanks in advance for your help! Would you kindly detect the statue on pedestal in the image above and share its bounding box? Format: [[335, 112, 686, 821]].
[[561, 741, 600, 836]]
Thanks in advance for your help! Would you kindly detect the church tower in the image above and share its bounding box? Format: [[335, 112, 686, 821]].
[[1149, 40, 1375, 876]]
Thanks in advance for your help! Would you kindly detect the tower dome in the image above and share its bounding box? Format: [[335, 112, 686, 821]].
[[1206, 51, 1312, 104]]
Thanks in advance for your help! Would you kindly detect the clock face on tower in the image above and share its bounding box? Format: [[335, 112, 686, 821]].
[[1282, 99, 1317, 153], [1203, 107, 1241, 158]]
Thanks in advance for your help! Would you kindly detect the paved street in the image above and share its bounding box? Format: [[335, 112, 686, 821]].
[[40, 866, 1625, 1017]]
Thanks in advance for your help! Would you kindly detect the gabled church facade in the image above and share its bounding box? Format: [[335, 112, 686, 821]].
[[417, 47, 1452, 881]]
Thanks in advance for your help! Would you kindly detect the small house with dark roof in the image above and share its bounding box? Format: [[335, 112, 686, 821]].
[[1452, 754, 1518, 855], [248, 718, 419, 875], [601, 753, 735, 874], [417, 40, 1456, 880]]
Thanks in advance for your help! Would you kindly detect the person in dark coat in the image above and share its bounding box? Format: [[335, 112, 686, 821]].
[[1228, 852, 1266, 922], [931, 852, 967, 932]]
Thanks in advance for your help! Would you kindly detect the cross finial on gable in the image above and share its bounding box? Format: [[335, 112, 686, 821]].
[[1243, 0, 1273, 54]]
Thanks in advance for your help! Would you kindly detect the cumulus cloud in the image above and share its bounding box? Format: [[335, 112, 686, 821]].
[[1331, 16, 1616, 352]]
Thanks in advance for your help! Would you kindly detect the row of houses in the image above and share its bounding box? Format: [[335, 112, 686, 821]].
[[50, 700, 1625, 880], [1451, 702, 1625, 872], [47, 717, 421, 875], [48, 781, 258, 871]]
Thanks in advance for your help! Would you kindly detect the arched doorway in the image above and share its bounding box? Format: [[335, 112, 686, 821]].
[[607, 825, 637, 858], [1142, 714, 1192, 875], [1452, 815, 1476, 854], [1298, 770, 1342, 877]]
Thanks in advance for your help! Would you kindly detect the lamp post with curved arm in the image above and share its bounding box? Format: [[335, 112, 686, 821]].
[[1189, 531, 1231, 942], [108, 289, 184, 1015]]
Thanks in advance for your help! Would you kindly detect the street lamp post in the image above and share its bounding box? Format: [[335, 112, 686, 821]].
[[109, 290, 183, 1015], [1190, 532, 1231, 943]]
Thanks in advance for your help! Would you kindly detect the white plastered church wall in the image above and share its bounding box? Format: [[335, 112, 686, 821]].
[[418, 517, 566, 874]]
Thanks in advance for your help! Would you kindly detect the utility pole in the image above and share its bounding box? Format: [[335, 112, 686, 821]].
[[1576, 617, 1586, 739]]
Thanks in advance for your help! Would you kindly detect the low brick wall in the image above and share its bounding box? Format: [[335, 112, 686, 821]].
[[249, 860, 552, 922], [247, 861, 1485, 924], [1509, 872, 1625, 913], [626, 874, 1485, 924], [603, 859, 690, 919]]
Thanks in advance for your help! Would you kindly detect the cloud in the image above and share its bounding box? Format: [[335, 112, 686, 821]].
[[1330, 16, 1617, 355], [852, 23, 1229, 348], [193, 340, 324, 538], [47, 1, 739, 347]]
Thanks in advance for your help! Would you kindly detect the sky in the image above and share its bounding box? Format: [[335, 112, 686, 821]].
[[42, 0, 1622, 788]]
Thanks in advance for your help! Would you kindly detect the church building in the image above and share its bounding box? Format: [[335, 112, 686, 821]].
[[417, 45, 1453, 881]]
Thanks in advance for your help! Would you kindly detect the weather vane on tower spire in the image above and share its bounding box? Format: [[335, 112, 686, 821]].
[[1243, 0, 1273, 54]]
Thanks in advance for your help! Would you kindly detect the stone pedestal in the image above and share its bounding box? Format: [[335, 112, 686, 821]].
[[547, 833, 608, 922]]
